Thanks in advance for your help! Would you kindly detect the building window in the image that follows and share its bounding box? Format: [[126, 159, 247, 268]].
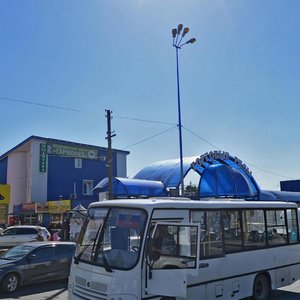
[[83, 180, 94, 195], [75, 158, 82, 168]]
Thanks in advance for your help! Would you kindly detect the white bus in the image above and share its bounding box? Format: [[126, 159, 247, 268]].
[[68, 198, 300, 300]]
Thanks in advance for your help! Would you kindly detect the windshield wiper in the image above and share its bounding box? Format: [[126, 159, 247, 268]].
[[92, 210, 113, 272], [74, 238, 96, 264], [74, 214, 105, 265], [102, 251, 112, 272]]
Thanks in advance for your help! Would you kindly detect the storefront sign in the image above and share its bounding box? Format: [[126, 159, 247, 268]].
[[39, 143, 47, 172], [0, 184, 10, 204], [35, 202, 48, 213], [21, 203, 36, 214], [48, 200, 71, 213], [46, 143, 98, 159], [233, 156, 252, 177], [13, 204, 22, 216], [191, 151, 252, 177], [192, 151, 230, 166]]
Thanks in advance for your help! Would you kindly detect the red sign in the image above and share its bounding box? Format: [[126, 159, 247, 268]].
[[22, 203, 35, 213]]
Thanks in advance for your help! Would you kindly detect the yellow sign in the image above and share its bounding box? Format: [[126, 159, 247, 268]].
[[48, 200, 71, 213], [0, 184, 10, 205]]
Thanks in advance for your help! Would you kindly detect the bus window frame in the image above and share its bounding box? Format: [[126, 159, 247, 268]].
[[190, 207, 300, 260]]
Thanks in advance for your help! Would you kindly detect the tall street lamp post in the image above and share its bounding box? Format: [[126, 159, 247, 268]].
[[172, 24, 196, 196]]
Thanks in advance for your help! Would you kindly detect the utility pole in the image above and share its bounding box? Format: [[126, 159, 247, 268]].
[[105, 109, 116, 200]]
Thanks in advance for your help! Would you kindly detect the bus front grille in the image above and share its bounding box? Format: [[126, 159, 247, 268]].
[[74, 276, 108, 300]]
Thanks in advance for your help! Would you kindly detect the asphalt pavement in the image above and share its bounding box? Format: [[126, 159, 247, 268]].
[[0, 278, 300, 300]]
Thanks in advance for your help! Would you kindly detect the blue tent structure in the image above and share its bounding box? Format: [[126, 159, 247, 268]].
[[134, 153, 259, 199], [134, 156, 198, 189], [199, 164, 255, 198], [94, 151, 300, 202], [94, 177, 167, 198], [259, 190, 300, 202]]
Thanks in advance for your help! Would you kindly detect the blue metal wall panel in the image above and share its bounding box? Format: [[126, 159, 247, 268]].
[[0, 157, 8, 184], [47, 150, 117, 201], [280, 180, 300, 192]]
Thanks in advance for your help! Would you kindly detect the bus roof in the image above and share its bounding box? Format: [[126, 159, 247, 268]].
[[88, 198, 298, 210]]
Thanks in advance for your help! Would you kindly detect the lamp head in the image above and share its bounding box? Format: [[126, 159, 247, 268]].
[[182, 27, 190, 37], [187, 38, 196, 44], [177, 24, 183, 35], [172, 28, 177, 38]]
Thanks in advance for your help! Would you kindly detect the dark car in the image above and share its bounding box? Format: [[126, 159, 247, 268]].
[[0, 241, 76, 293]]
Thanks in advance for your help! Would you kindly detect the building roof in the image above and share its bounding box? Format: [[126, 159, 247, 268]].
[[260, 190, 300, 202], [0, 135, 129, 160]]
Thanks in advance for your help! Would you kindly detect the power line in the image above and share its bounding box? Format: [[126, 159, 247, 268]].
[[121, 126, 177, 149], [115, 115, 176, 126], [182, 126, 222, 150], [1, 95, 176, 125], [183, 126, 294, 180], [244, 163, 296, 180], [0, 95, 296, 180], [0, 96, 99, 115]]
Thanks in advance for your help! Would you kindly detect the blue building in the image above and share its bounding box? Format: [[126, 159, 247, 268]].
[[281, 180, 300, 192], [0, 136, 129, 225]]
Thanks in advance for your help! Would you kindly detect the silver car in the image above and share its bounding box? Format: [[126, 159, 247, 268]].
[[0, 226, 50, 248]]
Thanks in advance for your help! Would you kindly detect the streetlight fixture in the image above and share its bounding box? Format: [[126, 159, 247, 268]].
[[172, 24, 196, 196]]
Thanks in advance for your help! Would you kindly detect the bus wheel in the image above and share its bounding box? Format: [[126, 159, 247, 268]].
[[252, 274, 270, 300]]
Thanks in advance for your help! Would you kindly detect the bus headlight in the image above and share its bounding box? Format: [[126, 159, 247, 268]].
[[68, 279, 74, 292]]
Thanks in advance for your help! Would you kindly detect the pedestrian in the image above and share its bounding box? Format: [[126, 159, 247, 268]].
[[52, 231, 60, 241], [36, 227, 44, 241]]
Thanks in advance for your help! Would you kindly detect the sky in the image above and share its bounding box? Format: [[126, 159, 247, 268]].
[[0, 0, 300, 191]]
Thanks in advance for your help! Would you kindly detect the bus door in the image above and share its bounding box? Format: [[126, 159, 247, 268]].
[[145, 223, 200, 298]]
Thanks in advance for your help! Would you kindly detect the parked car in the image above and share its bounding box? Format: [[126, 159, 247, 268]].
[[0, 241, 76, 292], [0, 226, 50, 249]]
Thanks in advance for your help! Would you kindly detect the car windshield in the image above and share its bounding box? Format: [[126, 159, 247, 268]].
[[0, 245, 35, 260], [76, 207, 147, 270]]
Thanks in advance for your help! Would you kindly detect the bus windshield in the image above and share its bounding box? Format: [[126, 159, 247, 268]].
[[75, 207, 147, 270]]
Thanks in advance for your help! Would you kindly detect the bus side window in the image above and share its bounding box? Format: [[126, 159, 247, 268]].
[[287, 209, 299, 244], [191, 210, 224, 259], [223, 210, 243, 253], [266, 210, 288, 246], [243, 209, 266, 249]]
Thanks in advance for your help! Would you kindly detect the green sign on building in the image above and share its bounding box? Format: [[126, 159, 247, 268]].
[[39, 143, 47, 172], [46, 143, 98, 159]]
